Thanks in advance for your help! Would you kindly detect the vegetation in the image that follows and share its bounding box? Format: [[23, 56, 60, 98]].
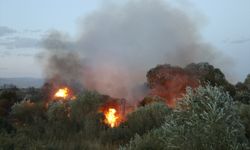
[[1, 64, 250, 150], [122, 85, 249, 150], [0, 84, 249, 150]]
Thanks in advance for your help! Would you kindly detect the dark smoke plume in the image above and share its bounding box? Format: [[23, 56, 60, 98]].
[[40, 0, 226, 101]]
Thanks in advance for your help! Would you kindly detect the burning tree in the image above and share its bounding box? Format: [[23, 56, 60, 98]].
[[146, 64, 199, 107], [145, 62, 235, 107]]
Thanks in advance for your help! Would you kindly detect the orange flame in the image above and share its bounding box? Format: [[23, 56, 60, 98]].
[[54, 88, 69, 99], [104, 108, 119, 128]]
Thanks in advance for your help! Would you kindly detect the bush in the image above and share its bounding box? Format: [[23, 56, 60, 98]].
[[101, 102, 171, 145], [239, 103, 250, 141], [235, 76, 250, 104], [185, 63, 236, 96], [10, 100, 45, 125], [0, 89, 19, 117], [3, 91, 114, 149], [138, 95, 165, 107], [244, 74, 250, 90], [235, 91, 250, 104], [69, 91, 105, 138], [0, 131, 14, 150], [100, 126, 132, 145], [47, 102, 69, 122], [0, 118, 15, 133], [120, 133, 165, 150], [122, 85, 249, 150], [70, 91, 103, 124], [125, 102, 170, 136]]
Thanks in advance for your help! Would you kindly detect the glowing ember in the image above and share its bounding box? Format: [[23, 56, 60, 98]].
[[54, 88, 69, 99], [104, 108, 119, 128]]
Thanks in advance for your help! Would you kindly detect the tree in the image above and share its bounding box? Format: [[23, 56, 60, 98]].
[[0, 88, 20, 117]]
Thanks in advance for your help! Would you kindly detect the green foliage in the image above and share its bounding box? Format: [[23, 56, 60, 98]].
[[125, 102, 170, 136], [122, 85, 249, 150], [46, 102, 73, 138], [0, 89, 18, 101], [84, 113, 104, 137], [235, 90, 250, 104], [101, 102, 170, 145], [138, 95, 165, 107], [0, 89, 19, 117], [70, 91, 103, 123], [0, 131, 15, 150], [10, 100, 45, 125], [244, 74, 250, 90], [2, 85, 250, 150], [186, 62, 236, 96], [239, 103, 250, 141], [47, 102, 69, 122], [0, 118, 15, 133], [24, 87, 43, 102], [0, 91, 112, 150], [69, 91, 105, 138], [235, 74, 250, 104], [40, 91, 107, 141], [100, 124, 133, 145], [0, 127, 115, 150], [120, 133, 165, 150]]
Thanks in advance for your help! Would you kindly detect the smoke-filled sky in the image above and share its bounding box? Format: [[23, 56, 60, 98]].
[[0, 0, 250, 83]]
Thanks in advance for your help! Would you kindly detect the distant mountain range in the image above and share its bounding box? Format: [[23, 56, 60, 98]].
[[0, 78, 44, 88]]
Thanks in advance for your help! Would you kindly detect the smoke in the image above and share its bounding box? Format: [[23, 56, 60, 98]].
[[40, 0, 224, 101], [40, 32, 80, 83]]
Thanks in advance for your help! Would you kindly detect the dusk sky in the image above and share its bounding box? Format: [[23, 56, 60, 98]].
[[0, 0, 250, 83]]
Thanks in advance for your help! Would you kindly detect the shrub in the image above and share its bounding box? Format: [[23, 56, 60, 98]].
[[122, 85, 249, 150], [239, 103, 250, 141], [235, 91, 250, 104], [0, 118, 15, 133], [101, 102, 170, 145], [0, 89, 19, 117], [10, 100, 45, 125], [47, 102, 69, 122], [120, 133, 165, 150], [70, 91, 103, 124], [69, 91, 105, 137], [125, 102, 170, 136], [0, 131, 14, 150], [100, 125, 132, 145], [138, 95, 165, 107], [46, 101, 76, 139]]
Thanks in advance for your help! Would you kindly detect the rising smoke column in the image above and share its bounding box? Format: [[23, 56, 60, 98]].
[[40, 0, 224, 101]]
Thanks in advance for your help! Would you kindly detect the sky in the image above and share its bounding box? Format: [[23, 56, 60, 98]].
[[0, 0, 250, 83]]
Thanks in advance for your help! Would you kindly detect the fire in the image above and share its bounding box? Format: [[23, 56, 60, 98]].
[[104, 108, 119, 128], [54, 88, 69, 99]]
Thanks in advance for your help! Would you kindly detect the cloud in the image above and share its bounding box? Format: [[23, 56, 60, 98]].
[[0, 36, 42, 49], [0, 26, 16, 37], [224, 37, 250, 44], [0, 51, 11, 57], [0, 50, 35, 58], [0, 26, 45, 50], [230, 38, 250, 44], [23, 29, 43, 33], [0, 67, 7, 70], [17, 53, 33, 57]]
